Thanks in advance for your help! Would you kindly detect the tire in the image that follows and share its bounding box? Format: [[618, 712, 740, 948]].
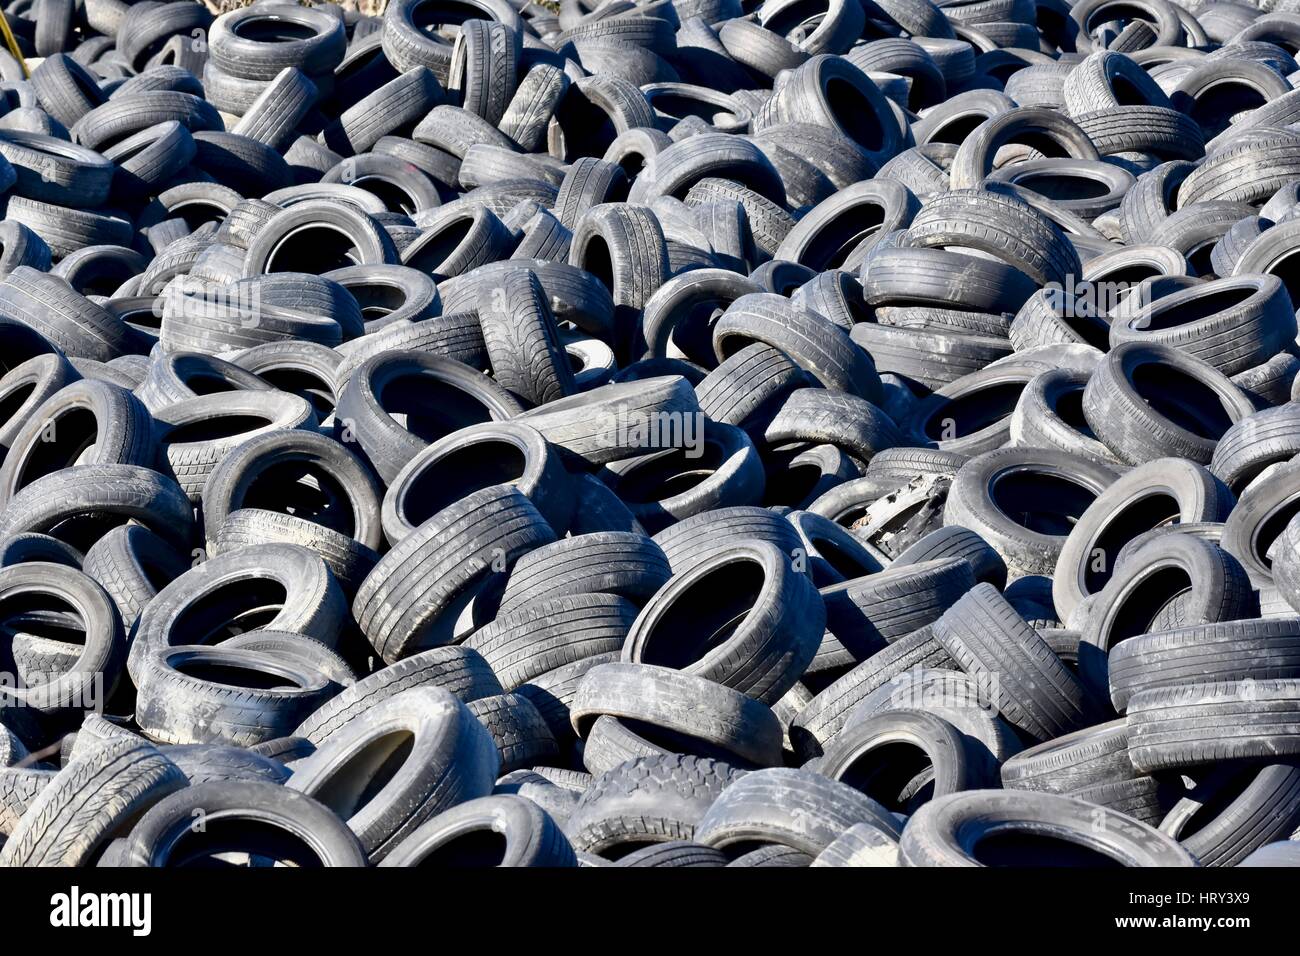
[[476, 267, 575, 407], [288, 685, 498, 860], [0, 463, 194, 553], [153, 391, 317, 502], [774, 179, 920, 273], [1127, 679, 1300, 772], [1179, 131, 1300, 206], [821, 709, 993, 813], [932, 583, 1093, 742], [379, 794, 577, 866], [893, 525, 1007, 589], [0, 221, 52, 278], [1009, 367, 1120, 464], [31, 53, 108, 128], [243, 200, 398, 275], [569, 202, 670, 352], [353, 486, 556, 663], [615, 840, 728, 866], [201, 427, 384, 555], [320, 67, 445, 158], [1053, 457, 1236, 622], [621, 540, 824, 705], [790, 626, 958, 760], [0, 378, 153, 510], [819, 558, 976, 668], [713, 292, 882, 403], [231, 68, 321, 153], [1082, 341, 1256, 465], [467, 692, 559, 773], [850, 322, 1013, 394], [565, 753, 741, 855], [904, 187, 1081, 288], [501, 63, 570, 153], [0, 130, 112, 207], [127, 543, 348, 683], [72, 91, 223, 152], [598, 419, 765, 533], [517, 652, 621, 748], [324, 264, 440, 330], [899, 789, 1197, 866], [1109, 274, 1297, 377], [116, 1, 213, 72], [0, 738, 186, 867], [1159, 761, 1300, 868], [1222, 457, 1300, 585], [949, 107, 1101, 191], [0, 266, 133, 362], [861, 244, 1039, 315], [0, 532, 82, 570], [569, 662, 784, 768], [694, 767, 901, 856], [133, 644, 339, 748], [765, 387, 901, 469], [811, 822, 900, 866], [122, 780, 366, 867], [334, 350, 522, 484], [943, 446, 1119, 579], [382, 0, 521, 79], [495, 532, 670, 614], [651, 504, 804, 575], [105, 120, 200, 204], [844, 666, 1022, 769], [1213, 404, 1300, 495], [209, 3, 346, 81], [752, 54, 901, 166], [1108, 618, 1300, 715], [515, 375, 699, 468], [999, 718, 1135, 794], [465, 593, 637, 691], [189, 131, 294, 197]]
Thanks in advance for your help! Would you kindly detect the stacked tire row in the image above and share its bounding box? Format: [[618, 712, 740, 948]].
[[0, 0, 1300, 869]]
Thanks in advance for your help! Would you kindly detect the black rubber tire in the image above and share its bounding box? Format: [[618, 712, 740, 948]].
[[127, 542, 348, 684], [1127, 679, 1300, 772], [122, 779, 366, 867], [288, 684, 498, 860], [790, 626, 958, 760], [569, 662, 784, 768], [899, 789, 1196, 866], [565, 753, 741, 856], [379, 794, 577, 867], [622, 540, 824, 705], [0, 463, 194, 553], [943, 446, 1119, 579], [694, 766, 901, 857], [496, 532, 670, 614], [1053, 456, 1236, 622], [0, 738, 186, 867], [932, 583, 1093, 742], [1082, 341, 1257, 466], [354, 486, 556, 663], [334, 350, 522, 484], [133, 643, 339, 748]]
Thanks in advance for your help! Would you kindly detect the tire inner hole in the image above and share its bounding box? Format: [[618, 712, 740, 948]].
[[990, 468, 1098, 536], [638, 559, 764, 668], [400, 439, 527, 527], [242, 461, 355, 536]]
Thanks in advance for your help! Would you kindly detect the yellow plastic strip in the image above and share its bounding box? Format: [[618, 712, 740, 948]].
[[0, 9, 29, 79]]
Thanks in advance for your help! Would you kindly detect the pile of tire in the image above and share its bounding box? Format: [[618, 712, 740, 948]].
[[1, 0, 1300, 868]]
